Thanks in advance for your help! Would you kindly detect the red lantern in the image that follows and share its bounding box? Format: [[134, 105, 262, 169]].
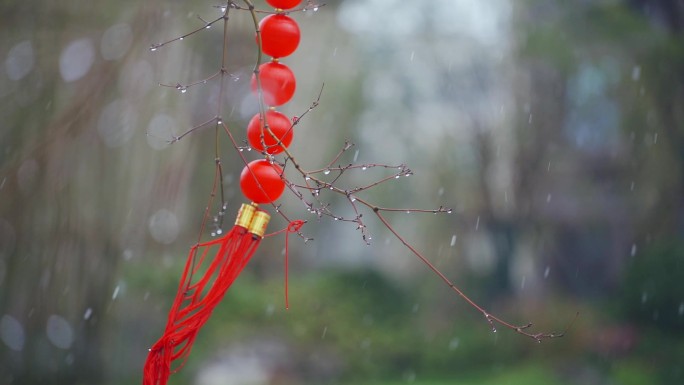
[[259, 14, 300, 58], [265, 0, 302, 9], [240, 159, 285, 204], [251, 61, 296, 106], [247, 110, 293, 154]]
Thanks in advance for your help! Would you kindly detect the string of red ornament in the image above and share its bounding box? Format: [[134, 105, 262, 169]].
[[143, 2, 305, 384], [242, 1, 302, 201]]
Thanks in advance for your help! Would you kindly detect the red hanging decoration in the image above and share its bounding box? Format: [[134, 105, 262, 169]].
[[265, 0, 302, 9], [251, 61, 296, 106], [144, 3, 306, 384], [259, 14, 300, 58], [247, 110, 294, 154], [240, 159, 286, 204], [143, 204, 271, 385]]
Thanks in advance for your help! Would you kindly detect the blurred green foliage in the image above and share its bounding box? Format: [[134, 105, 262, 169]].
[[2, 0, 684, 384]]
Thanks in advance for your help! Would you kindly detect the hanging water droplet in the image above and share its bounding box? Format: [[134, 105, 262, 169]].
[[216, 229, 223, 235], [446, 209, 453, 214], [395, 175, 400, 179], [349, 195, 357, 202], [179, 37, 184, 41], [210, 232, 216, 237], [181, 88, 187, 93], [323, 169, 331, 175], [361, 166, 367, 171], [205, 24, 211, 29], [220, 6, 227, 13], [313, 6, 319, 11], [217, 118, 223, 125]]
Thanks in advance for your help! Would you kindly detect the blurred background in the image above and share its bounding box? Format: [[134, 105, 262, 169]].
[[1, 0, 683, 384]]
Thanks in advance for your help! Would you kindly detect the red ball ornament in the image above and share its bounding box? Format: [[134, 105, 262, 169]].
[[265, 0, 302, 9], [251, 61, 296, 106], [247, 110, 293, 154], [259, 14, 300, 58], [240, 159, 285, 204]]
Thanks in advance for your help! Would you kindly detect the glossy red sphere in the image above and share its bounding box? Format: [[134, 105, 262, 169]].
[[259, 14, 300, 58], [247, 111, 293, 154], [265, 0, 302, 9], [251, 61, 296, 106], [240, 159, 285, 204]]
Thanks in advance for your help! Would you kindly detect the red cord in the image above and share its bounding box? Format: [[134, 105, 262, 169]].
[[265, 220, 305, 310]]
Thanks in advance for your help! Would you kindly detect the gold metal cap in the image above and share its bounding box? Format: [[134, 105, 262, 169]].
[[248, 210, 271, 238], [235, 203, 257, 229]]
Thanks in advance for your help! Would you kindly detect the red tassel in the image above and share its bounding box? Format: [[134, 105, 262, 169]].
[[143, 204, 269, 385]]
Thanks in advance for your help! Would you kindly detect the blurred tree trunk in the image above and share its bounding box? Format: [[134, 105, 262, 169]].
[[0, 2, 171, 384], [626, 0, 684, 238], [509, 0, 684, 300]]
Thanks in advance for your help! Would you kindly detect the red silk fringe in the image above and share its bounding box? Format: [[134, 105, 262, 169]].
[[143, 225, 261, 385]]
